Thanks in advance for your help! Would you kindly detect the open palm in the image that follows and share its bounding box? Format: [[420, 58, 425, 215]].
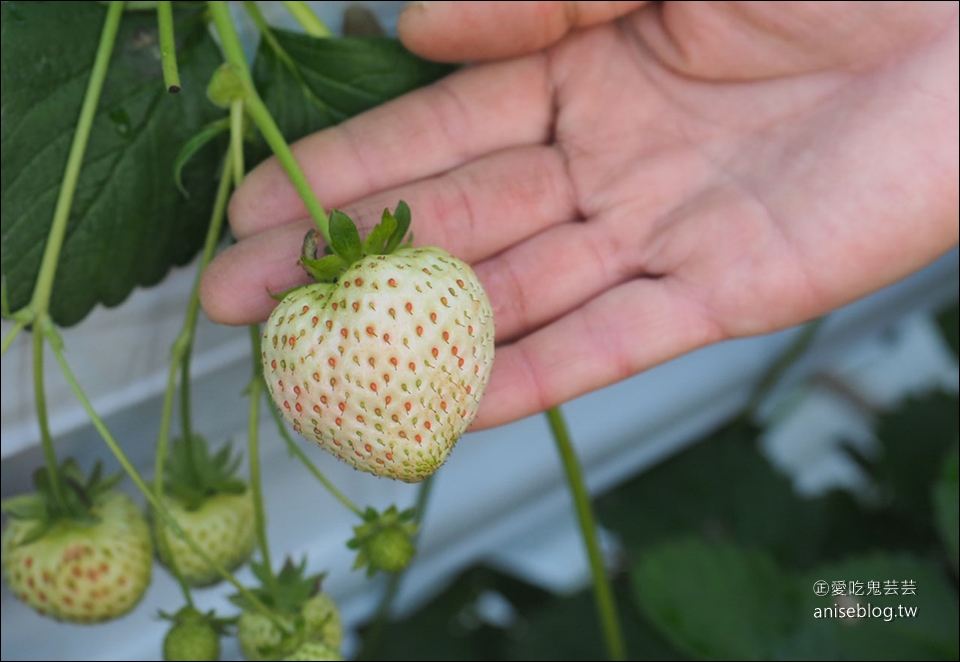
[[200, 1, 958, 429]]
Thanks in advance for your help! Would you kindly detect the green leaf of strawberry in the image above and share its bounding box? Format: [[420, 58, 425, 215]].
[[328, 210, 363, 263], [261, 203, 495, 482], [383, 201, 412, 254], [361, 209, 396, 256]]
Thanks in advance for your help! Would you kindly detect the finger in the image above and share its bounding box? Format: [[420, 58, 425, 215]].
[[201, 145, 578, 325], [473, 219, 636, 342], [199, 222, 311, 326], [229, 54, 553, 239], [326, 144, 577, 260], [398, 1, 647, 62], [469, 276, 721, 430]]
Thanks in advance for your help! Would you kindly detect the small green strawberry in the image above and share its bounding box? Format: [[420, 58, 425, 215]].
[[0, 461, 153, 623], [347, 505, 417, 576], [161, 606, 232, 661], [233, 558, 343, 661], [262, 202, 495, 483], [282, 641, 343, 661], [153, 434, 256, 586]]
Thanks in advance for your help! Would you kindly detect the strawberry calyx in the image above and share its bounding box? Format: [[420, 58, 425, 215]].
[[346, 505, 418, 576], [1, 459, 123, 544], [231, 557, 340, 659], [231, 556, 324, 617], [299, 201, 412, 284], [161, 433, 248, 511]]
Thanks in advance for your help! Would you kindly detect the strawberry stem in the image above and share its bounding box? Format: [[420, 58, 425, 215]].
[[157, 1, 181, 93], [26, 1, 124, 325], [180, 358, 195, 446], [247, 325, 278, 593], [230, 99, 245, 187], [154, 146, 234, 499], [242, 0, 332, 120], [546, 406, 626, 661], [152, 147, 234, 609], [33, 324, 66, 511], [746, 317, 824, 419], [207, 1, 333, 247], [11, 2, 124, 510], [280, 0, 332, 37]]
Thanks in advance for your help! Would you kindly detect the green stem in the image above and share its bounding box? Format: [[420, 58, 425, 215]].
[[33, 330, 65, 510], [46, 325, 290, 634], [207, 1, 332, 245], [359, 476, 435, 660], [1, 321, 26, 358], [180, 356, 194, 441], [230, 100, 245, 187], [152, 149, 233, 605], [153, 357, 196, 609], [155, 147, 233, 495], [264, 390, 364, 518], [746, 317, 824, 418], [242, 0, 331, 116], [244, 1, 293, 64], [154, 358, 180, 491], [28, 1, 123, 321], [247, 325, 277, 590], [280, 0, 332, 37], [156, 1, 181, 92], [546, 406, 626, 662]]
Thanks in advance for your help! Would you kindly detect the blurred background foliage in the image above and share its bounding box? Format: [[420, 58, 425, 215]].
[[355, 301, 959, 661]]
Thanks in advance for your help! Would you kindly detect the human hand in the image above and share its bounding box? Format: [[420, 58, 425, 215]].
[[200, 1, 959, 430]]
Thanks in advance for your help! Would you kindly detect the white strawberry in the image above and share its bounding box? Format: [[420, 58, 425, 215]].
[[261, 203, 494, 482]]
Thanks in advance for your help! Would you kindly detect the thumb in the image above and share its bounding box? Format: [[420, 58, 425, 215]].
[[397, 1, 647, 62]]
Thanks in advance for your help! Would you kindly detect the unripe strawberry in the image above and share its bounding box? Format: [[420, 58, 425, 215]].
[[162, 607, 222, 661], [233, 558, 343, 661], [1, 464, 153, 624], [237, 592, 342, 661], [262, 204, 495, 483], [154, 435, 256, 587], [282, 641, 342, 661], [154, 490, 256, 587]]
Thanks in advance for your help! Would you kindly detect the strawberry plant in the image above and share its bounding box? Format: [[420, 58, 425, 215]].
[[1, 2, 626, 660]]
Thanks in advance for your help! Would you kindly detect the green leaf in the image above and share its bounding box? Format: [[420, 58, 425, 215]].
[[795, 553, 959, 660], [596, 420, 826, 569], [383, 200, 411, 254], [869, 390, 959, 523], [328, 210, 362, 263], [301, 254, 347, 282], [1, 2, 227, 327], [631, 538, 797, 661], [362, 208, 397, 255], [935, 302, 959, 358], [173, 117, 231, 197], [933, 441, 959, 574], [0, 275, 11, 319], [250, 30, 456, 166], [0, 494, 48, 521]]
